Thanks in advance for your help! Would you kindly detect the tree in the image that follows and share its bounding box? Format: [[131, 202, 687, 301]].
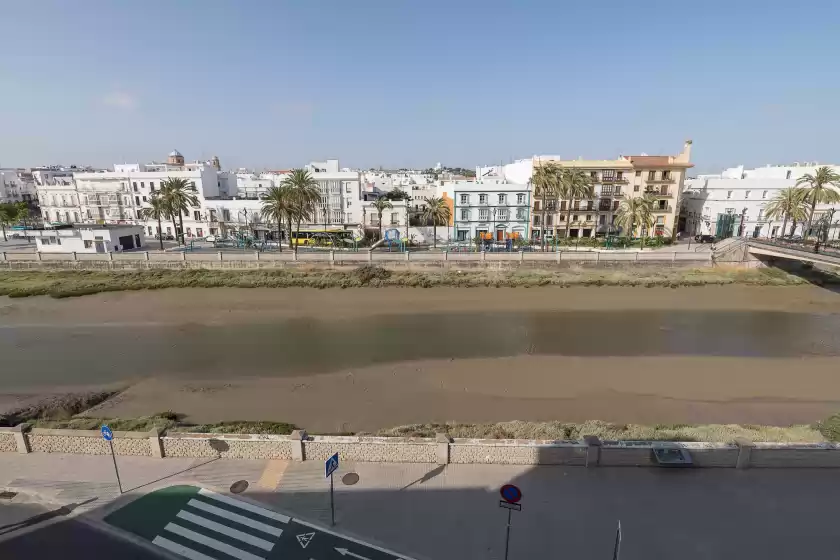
[[260, 186, 296, 251], [140, 194, 170, 251], [796, 167, 840, 239], [420, 196, 451, 248], [616, 194, 655, 248], [559, 168, 595, 240], [0, 203, 22, 242], [532, 162, 560, 250], [160, 177, 200, 245], [371, 198, 393, 241], [280, 169, 321, 254], [383, 188, 409, 201], [764, 187, 808, 239]]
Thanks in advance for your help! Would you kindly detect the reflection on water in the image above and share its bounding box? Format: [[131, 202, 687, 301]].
[[2, 310, 840, 386]]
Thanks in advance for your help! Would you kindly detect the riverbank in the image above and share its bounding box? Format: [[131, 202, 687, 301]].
[[0, 265, 822, 298]]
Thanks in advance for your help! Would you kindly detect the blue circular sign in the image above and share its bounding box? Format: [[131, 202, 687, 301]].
[[500, 484, 522, 504], [101, 425, 113, 441]]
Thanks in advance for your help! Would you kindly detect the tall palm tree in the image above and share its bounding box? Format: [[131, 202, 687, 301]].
[[532, 161, 560, 249], [140, 194, 170, 251], [796, 166, 840, 239], [0, 203, 21, 242], [280, 169, 321, 254], [260, 185, 296, 251], [160, 177, 200, 245], [420, 196, 451, 248], [559, 168, 595, 239], [764, 187, 808, 240], [616, 194, 655, 248], [371, 198, 393, 241]]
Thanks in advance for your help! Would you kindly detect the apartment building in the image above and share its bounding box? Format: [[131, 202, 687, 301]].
[[681, 162, 840, 239], [534, 141, 693, 238], [450, 179, 531, 242]]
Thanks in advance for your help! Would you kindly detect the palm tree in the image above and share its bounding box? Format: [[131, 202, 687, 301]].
[[764, 187, 808, 240], [532, 161, 560, 249], [280, 169, 321, 254], [160, 177, 200, 245], [0, 203, 21, 242], [140, 194, 170, 251], [260, 186, 296, 251], [796, 166, 840, 239], [371, 198, 393, 241], [559, 168, 595, 239], [615, 194, 655, 248], [420, 196, 451, 248]]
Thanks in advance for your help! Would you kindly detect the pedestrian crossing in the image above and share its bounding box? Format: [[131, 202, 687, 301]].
[[150, 488, 289, 560]]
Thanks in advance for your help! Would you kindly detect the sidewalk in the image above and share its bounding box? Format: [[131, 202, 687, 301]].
[[4, 452, 840, 559]]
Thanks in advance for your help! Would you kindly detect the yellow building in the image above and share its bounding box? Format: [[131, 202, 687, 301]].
[[532, 140, 693, 238]]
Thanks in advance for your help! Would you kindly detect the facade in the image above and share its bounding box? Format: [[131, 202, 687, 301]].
[[450, 179, 531, 242], [31, 225, 146, 253], [361, 200, 409, 231], [535, 141, 693, 239], [681, 162, 840, 239]]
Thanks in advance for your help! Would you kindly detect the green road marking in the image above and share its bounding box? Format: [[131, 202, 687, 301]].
[[105, 485, 200, 541]]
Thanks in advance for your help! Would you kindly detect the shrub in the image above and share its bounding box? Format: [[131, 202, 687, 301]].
[[352, 265, 391, 284]]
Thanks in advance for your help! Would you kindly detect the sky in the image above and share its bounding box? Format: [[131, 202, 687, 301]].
[[2, 0, 839, 174]]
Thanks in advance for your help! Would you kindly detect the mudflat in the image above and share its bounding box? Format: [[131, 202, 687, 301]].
[[2, 286, 840, 432]]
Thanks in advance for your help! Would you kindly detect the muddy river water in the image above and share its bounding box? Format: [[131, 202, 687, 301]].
[[2, 286, 840, 431]]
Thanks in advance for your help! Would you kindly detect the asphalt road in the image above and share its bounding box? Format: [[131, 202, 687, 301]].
[[0, 517, 161, 559]]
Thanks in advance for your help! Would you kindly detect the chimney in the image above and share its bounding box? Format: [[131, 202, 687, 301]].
[[676, 139, 692, 163]]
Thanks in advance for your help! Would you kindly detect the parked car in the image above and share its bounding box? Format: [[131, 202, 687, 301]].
[[204, 235, 217, 243], [694, 234, 716, 243], [154, 233, 175, 241]]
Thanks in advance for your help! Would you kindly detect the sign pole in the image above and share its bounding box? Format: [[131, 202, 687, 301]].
[[330, 472, 335, 526], [503, 507, 512, 560], [109, 439, 123, 494], [612, 520, 622, 560]]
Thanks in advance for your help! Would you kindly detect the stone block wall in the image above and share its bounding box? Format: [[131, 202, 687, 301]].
[[0, 432, 16, 453], [161, 434, 292, 459], [304, 436, 437, 463], [450, 440, 587, 465], [28, 429, 152, 456], [599, 446, 654, 466], [750, 444, 840, 468]]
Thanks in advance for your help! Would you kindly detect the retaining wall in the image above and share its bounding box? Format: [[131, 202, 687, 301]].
[[3, 427, 840, 469]]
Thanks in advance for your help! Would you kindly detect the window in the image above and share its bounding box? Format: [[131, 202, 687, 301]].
[[648, 171, 656, 180], [55, 238, 61, 245], [590, 171, 597, 179], [534, 200, 541, 211], [498, 194, 506, 204], [460, 209, 469, 220], [725, 208, 735, 214], [762, 191, 768, 199], [479, 209, 489, 221], [197, 228, 203, 237], [140, 182, 145, 188], [546, 215, 553, 226], [560, 201, 567, 211], [194, 210, 201, 221], [135, 196, 140, 205], [148, 227, 153, 235], [586, 201, 593, 211], [617, 172, 623, 180], [757, 209, 764, 220], [786, 170, 792, 180], [745, 191, 751, 199], [142, 196, 147, 202], [497, 209, 508, 221], [133, 182, 138, 191], [84, 240, 93, 248], [149, 182, 155, 191], [390, 212, 399, 225], [662, 170, 670, 180], [73, 212, 79, 222], [726, 191, 733, 199], [460, 194, 468, 204], [635, 170, 641, 177], [573, 214, 579, 222], [634, 185, 640, 192], [516, 208, 526, 220], [586, 215, 592, 221], [479, 194, 487, 204], [533, 215, 541, 225], [186, 228, 192, 236], [558, 214, 565, 221], [656, 216, 665, 224], [517, 193, 525, 204], [166, 227, 172, 234]]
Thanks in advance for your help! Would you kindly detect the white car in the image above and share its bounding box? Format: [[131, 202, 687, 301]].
[[204, 235, 217, 243]]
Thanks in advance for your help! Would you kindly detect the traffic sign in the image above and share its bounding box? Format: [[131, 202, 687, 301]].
[[101, 425, 114, 441], [500, 484, 522, 504], [325, 453, 339, 479], [499, 500, 521, 511]]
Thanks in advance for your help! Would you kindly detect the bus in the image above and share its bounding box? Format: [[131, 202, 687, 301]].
[[291, 229, 355, 246]]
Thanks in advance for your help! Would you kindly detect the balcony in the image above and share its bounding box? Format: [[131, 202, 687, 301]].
[[652, 205, 673, 213], [644, 189, 672, 198], [600, 176, 628, 184], [646, 176, 676, 184]]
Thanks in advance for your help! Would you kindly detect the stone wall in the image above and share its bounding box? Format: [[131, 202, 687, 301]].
[[161, 433, 292, 460], [304, 436, 438, 463], [750, 444, 840, 468], [27, 428, 152, 456], [450, 440, 587, 465], [0, 431, 17, 453]]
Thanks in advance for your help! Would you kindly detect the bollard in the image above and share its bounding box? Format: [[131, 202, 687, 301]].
[[108, 252, 114, 261], [556, 250, 561, 264], [290, 430, 308, 461], [218, 251, 223, 262], [330, 250, 336, 266], [481, 251, 486, 261], [293, 250, 299, 262], [436, 433, 453, 465], [36, 251, 43, 261], [735, 439, 754, 469], [405, 250, 410, 261], [596, 251, 600, 264], [584, 435, 602, 467], [1, 251, 6, 261], [255, 251, 260, 261], [673, 251, 677, 262], [444, 249, 448, 261], [72, 251, 77, 261], [145, 251, 150, 261], [367, 249, 372, 262], [182, 251, 187, 261], [519, 250, 524, 262]]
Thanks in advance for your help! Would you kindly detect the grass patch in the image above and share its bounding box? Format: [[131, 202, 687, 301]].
[[376, 419, 827, 443], [0, 391, 119, 427], [0, 265, 820, 299]]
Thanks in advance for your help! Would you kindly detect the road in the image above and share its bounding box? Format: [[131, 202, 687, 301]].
[[105, 485, 412, 560]]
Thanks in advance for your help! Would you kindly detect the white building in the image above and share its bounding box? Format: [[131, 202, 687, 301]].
[[31, 225, 146, 253], [450, 178, 531, 242], [681, 162, 840, 239]]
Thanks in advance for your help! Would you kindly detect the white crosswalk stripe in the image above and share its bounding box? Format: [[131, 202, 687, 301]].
[[150, 488, 289, 560], [176, 510, 275, 551], [164, 522, 265, 560]]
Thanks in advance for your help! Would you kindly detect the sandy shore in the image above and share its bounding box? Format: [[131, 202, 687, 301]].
[[3, 285, 840, 431]]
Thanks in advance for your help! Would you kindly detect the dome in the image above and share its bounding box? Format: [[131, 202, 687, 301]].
[[169, 150, 183, 157]]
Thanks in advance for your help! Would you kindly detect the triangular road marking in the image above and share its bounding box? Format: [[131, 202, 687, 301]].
[[297, 532, 315, 549]]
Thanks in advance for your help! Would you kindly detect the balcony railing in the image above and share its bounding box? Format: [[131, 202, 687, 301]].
[[600, 176, 628, 184], [644, 189, 672, 198], [646, 177, 675, 184], [652, 205, 673, 213]]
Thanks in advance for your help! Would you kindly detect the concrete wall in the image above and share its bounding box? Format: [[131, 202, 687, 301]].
[[3, 427, 840, 469]]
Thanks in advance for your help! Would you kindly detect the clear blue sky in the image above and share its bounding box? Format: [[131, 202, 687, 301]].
[[2, 0, 839, 174]]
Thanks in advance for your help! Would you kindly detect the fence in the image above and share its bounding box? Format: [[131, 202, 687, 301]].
[[3, 426, 840, 468], [0, 249, 713, 270]]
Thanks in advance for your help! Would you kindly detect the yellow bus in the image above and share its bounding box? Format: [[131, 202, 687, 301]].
[[291, 229, 354, 246]]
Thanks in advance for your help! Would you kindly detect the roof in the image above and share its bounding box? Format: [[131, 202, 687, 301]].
[[169, 150, 183, 157], [626, 156, 672, 166]]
